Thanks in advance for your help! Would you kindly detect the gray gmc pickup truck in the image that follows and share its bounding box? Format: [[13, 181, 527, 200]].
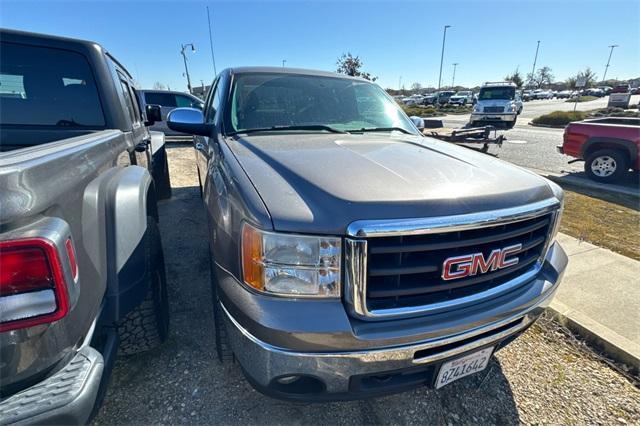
[[0, 29, 170, 423], [167, 67, 568, 400]]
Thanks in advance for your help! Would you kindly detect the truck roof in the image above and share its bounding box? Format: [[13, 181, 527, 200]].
[[0, 28, 133, 79], [481, 81, 517, 88]]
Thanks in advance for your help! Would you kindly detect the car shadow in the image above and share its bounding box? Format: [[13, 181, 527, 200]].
[[94, 185, 522, 425]]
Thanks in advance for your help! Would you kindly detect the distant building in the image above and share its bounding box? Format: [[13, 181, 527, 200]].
[[192, 85, 211, 99]]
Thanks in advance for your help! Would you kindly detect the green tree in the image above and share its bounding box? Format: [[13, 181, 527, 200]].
[[336, 53, 377, 81], [504, 70, 524, 88], [576, 67, 598, 88]]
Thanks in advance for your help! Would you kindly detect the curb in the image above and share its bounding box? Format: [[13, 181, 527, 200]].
[[548, 300, 640, 374], [526, 167, 639, 198], [528, 122, 566, 129]]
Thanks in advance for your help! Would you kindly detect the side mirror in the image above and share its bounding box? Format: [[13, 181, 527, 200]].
[[410, 116, 425, 130], [167, 107, 212, 136], [145, 104, 162, 125]]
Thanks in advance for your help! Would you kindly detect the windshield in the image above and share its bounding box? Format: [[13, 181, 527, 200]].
[[229, 73, 417, 134], [455, 91, 471, 96], [478, 87, 515, 101]]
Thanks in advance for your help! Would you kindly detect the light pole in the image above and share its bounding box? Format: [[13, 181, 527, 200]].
[[529, 40, 540, 88], [601, 44, 619, 83], [282, 59, 287, 68], [398, 76, 402, 94], [437, 25, 451, 91], [180, 43, 196, 94], [451, 63, 459, 88]]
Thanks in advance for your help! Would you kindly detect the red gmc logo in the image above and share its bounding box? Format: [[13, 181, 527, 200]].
[[441, 243, 522, 281]]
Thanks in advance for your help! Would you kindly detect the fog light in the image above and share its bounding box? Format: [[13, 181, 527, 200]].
[[276, 375, 301, 385]]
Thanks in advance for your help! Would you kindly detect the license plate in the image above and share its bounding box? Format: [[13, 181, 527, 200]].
[[435, 347, 493, 389]]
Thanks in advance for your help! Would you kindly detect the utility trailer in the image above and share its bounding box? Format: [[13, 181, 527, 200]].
[[411, 117, 505, 153]]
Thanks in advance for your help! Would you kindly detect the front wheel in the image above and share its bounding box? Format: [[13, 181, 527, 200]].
[[506, 120, 516, 129], [585, 149, 629, 183], [155, 146, 172, 200], [209, 248, 233, 362]]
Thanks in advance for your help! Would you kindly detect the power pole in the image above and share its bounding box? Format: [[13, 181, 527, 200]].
[[529, 40, 540, 88], [282, 59, 287, 68], [180, 43, 195, 94], [206, 6, 218, 76], [451, 63, 459, 88], [602, 44, 619, 83], [437, 25, 451, 91]]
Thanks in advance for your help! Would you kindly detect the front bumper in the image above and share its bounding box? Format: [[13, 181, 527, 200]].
[[470, 112, 517, 122], [0, 346, 103, 425], [222, 242, 567, 400]]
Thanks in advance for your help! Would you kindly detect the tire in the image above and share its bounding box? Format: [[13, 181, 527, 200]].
[[156, 147, 172, 200], [117, 216, 170, 355], [209, 248, 233, 362], [506, 119, 516, 129], [584, 149, 629, 183]]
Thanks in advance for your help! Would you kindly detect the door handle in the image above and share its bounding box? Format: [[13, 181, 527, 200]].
[[195, 142, 205, 151]]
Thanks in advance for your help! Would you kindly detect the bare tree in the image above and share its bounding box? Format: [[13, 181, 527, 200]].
[[526, 66, 554, 89], [410, 82, 423, 92], [336, 53, 377, 81], [153, 81, 167, 90]]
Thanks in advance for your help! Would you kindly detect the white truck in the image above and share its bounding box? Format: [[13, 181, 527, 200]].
[[470, 82, 523, 129]]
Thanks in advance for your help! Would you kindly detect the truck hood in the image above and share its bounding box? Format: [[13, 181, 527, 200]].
[[226, 133, 555, 234]]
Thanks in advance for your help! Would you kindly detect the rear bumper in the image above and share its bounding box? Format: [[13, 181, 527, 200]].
[[0, 346, 103, 425], [222, 242, 567, 401]]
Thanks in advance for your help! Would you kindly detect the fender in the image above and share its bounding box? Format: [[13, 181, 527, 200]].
[[582, 137, 637, 160], [85, 165, 155, 324]]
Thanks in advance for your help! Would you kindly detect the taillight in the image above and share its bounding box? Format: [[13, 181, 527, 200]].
[[0, 238, 71, 332]]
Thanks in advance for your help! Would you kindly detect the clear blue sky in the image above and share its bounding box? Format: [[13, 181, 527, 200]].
[[1, 0, 638, 92]]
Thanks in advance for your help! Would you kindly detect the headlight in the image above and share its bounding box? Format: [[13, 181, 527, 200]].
[[473, 104, 482, 112], [241, 223, 341, 297], [547, 180, 565, 240], [507, 104, 516, 112]]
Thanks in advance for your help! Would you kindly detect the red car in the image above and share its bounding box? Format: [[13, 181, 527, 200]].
[[558, 117, 640, 183]]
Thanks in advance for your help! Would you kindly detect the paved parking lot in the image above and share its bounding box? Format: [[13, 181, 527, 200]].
[[439, 98, 640, 190], [94, 146, 639, 425]]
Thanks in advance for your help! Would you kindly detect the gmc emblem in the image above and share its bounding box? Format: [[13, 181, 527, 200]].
[[441, 243, 522, 281]]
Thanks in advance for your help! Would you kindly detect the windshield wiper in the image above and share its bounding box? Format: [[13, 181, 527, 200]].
[[230, 125, 347, 135], [347, 127, 413, 134]]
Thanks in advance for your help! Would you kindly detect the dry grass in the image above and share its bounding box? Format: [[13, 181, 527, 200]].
[[560, 188, 640, 260]]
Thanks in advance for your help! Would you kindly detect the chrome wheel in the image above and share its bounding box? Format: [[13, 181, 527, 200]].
[[590, 155, 617, 177]]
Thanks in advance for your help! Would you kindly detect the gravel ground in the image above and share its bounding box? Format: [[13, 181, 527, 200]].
[[94, 145, 640, 425]]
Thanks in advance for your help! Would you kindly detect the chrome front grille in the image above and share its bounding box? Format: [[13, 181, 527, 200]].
[[344, 199, 561, 320], [483, 106, 505, 113]]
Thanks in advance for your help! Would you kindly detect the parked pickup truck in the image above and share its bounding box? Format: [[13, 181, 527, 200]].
[[0, 29, 171, 424], [558, 117, 640, 183], [167, 67, 568, 401]]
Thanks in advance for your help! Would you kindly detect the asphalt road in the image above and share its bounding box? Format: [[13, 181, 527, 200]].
[[438, 97, 640, 189], [93, 146, 640, 425]]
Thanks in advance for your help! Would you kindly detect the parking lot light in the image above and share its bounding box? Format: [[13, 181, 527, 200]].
[[437, 25, 451, 92], [181, 42, 196, 94]]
